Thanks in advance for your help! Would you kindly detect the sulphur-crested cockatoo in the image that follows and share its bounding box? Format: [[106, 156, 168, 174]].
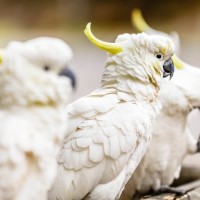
[[121, 57, 200, 199], [0, 37, 75, 200], [120, 11, 200, 199], [132, 8, 181, 56], [48, 23, 175, 200]]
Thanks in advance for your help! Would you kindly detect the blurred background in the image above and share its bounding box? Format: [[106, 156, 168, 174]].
[[1, 0, 200, 179]]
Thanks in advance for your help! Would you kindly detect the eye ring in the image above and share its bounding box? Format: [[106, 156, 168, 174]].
[[155, 53, 163, 60], [43, 66, 50, 71]]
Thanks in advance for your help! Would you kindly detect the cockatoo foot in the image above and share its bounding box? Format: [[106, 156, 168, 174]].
[[152, 186, 190, 200], [131, 187, 189, 200], [196, 134, 200, 153]]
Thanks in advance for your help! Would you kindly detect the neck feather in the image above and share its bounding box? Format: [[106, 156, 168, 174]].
[[100, 67, 162, 118]]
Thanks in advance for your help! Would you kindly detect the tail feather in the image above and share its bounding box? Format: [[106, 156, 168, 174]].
[[48, 160, 106, 200]]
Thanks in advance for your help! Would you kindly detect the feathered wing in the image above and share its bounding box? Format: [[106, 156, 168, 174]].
[[49, 88, 153, 200], [0, 113, 56, 200]]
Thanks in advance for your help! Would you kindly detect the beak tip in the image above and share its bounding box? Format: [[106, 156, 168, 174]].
[[169, 72, 173, 81]]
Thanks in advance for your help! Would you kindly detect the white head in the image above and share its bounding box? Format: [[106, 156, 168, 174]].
[[84, 23, 175, 88], [0, 37, 75, 108], [131, 8, 181, 57]]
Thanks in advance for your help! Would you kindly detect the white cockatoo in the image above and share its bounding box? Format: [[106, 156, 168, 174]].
[[121, 58, 200, 199], [48, 23, 175, 200], [0, 37, 75, 200], [132, 8, 181, 56], [120, 10, 200, 199]]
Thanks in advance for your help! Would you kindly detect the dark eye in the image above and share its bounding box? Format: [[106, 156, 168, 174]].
[[156, 53, 163, 60], [43, 66, 50, 71]]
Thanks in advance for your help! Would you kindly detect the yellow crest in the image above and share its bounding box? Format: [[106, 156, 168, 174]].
[[84, 23, 123, 55], [131, 9, 149, 32], [172, 54, 185, 69]]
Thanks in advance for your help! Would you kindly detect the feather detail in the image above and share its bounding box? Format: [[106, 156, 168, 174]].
[[92, 134, 104, 144], [102, 126, 118, 137], [91, 98, 119, 112], [118, 130, 132, 153], [66, 115, 85, 136], [73, 129, 86, 138], [89, 142, 104, 163], [72, 139, 84, 151], [67, 104, 80, 115], [73, 98, 93, 113], [81, 110, 97, 118], [58, 148, 66, 155], [64, 140, 72, 149], [58, 148, 71, 163], [64, 150, 80, 170], [76, 137, 92, 148], [109, 135, 121, 159]]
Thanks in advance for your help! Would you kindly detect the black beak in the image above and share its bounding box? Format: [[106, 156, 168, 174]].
[[59, 66, 76, 89], [163, 58, 175, 80]]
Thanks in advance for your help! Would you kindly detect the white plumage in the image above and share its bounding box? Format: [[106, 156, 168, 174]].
[[120, 10, 199, 199], [49, 24, 175, 200], [0, 37, 73, 200]]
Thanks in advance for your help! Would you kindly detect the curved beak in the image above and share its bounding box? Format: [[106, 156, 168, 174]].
[[163, 58, 174, 80], [59, 66, 76, 89]]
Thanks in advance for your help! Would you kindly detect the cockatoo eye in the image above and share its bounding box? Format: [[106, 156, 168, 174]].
[[156, 53, 163, 60], [43, 66, 50, 71]]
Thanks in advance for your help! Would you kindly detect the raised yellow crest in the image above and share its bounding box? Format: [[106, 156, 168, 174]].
[[84, 23, 123, 55]]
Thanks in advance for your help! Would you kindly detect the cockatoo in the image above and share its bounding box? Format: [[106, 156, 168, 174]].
[[119, 9, 200, 199], [121, 57, 200, 199], [132, 8, 181, 56], [0, 37, 75, 200], [48, 23, 175, 200]]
